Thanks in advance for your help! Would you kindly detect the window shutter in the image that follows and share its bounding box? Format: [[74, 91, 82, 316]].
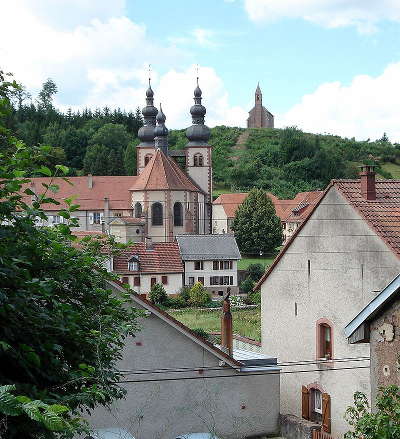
[[134, 277, 141, 287], [100, 212, 104, 223], [302, 386, 310, 420], [89, 212, 94, 225], [161, 276, 168, 285], [322, 393, 331, 433]]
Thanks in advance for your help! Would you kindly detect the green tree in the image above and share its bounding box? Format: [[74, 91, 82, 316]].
[[83, 144, 109, 175], [124, 139, 139, 175], [0, 74, 140, 437], [345, 386, 400, 439], [231, 188, 283, 254], [37, 78, 57, 110], [149, 283, 168, 305], [89, 123, 130, 150], [189, 282, 211, 307]]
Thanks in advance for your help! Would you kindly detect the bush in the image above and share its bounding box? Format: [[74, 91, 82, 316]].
[[178, 286, 191, 303], [247, 263, 265, 282], [248, 291, 261, 305], [230, 295, 245, 307], [191, 328, 210, 340], [149, 283, 168, 305], [189, 282, 212, 307], [240, 277, 256, 294], [165, 296, 187, 309]]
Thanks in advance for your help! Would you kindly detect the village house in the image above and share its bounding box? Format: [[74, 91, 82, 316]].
[[22, 80, 213, 243], [345, 273, 400, 404], [87, 280, 280, 439], [176, 234, 241, 296], [255, 166, 400, 437], [212, 190, 322, 242]]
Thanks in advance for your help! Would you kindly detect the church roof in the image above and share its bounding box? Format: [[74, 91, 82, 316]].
[[130, 148, 202, 192]]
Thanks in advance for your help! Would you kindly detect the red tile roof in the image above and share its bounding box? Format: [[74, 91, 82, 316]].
[[254, 179, 400, 290], [21, 176, 137, 210], [131, 149, 201, 192], [283, 191, 323, 223], [113, 242, 183, 274]]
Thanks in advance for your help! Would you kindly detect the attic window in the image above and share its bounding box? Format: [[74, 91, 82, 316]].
[[128, 256, 139, 271]]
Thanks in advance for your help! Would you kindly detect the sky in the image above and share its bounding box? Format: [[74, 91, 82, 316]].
[[2, 0, 400, 141]]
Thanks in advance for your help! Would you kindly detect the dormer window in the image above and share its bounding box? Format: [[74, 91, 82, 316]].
[[193, 153, 204, 167], [128, 256, 139, 271]]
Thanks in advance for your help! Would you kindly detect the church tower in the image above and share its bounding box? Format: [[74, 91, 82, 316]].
[[185, 79, 212, 233], [136, 80, 158, 174], [247, 83, 274, 128]]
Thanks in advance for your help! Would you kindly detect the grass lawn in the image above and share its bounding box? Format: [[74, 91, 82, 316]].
[[238, 255, 276, 270], [380, 162, 400, 179], [212, 182, 231, 198], [168, 307, 261, 341]]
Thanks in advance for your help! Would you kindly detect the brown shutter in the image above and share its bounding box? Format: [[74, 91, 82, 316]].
[[121, 277, 129, 285], [134, 277, 141, 287], [162, 276, 168, 285], [302, 386, 310, 420], [322, 393, 331, 433]]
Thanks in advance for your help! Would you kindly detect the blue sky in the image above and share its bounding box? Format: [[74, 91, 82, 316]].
[[2, 0, 400, 140]]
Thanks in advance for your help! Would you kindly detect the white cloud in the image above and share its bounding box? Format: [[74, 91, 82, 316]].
[[192, 28, 217, 48], [278, 62, 400, 142], [0, 0, 245, 128], [244, 0, 400, 33]]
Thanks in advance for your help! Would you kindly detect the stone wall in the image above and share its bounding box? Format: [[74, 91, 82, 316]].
[[280, 414, 321, 439]]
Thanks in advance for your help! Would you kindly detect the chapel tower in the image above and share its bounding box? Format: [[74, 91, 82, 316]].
[[247, 83, 274, 128]]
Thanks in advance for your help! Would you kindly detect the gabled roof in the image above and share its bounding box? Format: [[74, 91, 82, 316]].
[[20, 176, 137, 210], [113, 242, 183, 274], [254, 179, 400, 290], [130, 148, 201, 192], [282, 191, 323, 223], [107, 279, 242, 369], [345, 273, 400, 341], [176, 234, 241, 261]]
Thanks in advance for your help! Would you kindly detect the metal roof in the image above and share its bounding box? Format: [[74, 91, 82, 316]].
[[176, 234, 241, 261], [344, 273, 400, 338]]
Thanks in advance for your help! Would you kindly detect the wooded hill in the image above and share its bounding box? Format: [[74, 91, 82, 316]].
[[6, 79, 400, 200]]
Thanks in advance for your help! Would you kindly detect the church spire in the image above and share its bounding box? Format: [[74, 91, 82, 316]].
[[154, 103, 169, 155], [185, 78, 211, 146], [137, 76, 158, 147], [255, 82, 262, 105]]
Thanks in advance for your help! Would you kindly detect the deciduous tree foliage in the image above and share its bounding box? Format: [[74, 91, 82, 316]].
[[0, 72, 140, 438], [232, 188, 283, 254]]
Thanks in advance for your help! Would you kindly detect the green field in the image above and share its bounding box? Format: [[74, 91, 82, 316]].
[[168, 307, 261, 341], [380, 162, 400, 179], [212, 182, 232, 198], [238, 255, 276, 270]]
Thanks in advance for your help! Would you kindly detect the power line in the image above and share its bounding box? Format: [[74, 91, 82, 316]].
[[119, 365, 371, 384]]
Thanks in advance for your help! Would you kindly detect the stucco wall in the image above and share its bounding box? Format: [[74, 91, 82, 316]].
[[212, 204, 229, 234], [122, 273, 183, 295], [261, 187, 400, 437], [370, 297, 400, 404], [87, 307, 280, 439], [184, 260, 238, 289]]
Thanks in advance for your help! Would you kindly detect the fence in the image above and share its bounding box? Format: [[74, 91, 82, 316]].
[[312, 430, 336, 439]]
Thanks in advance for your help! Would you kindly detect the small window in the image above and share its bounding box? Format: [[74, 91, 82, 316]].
[[128, 256, 139, 271], [223, 276, 230, 285], [121, 277, 129, 285], [193, 153, 204, 167], [194, 261, 204, 270], [318, 322, 333, 360], [230, 276, 233, 285], [133, 277, 141, 287], [188, 277, 195, 286], [52, 215, 61, 224], [134, 202, 142, 218], [151, 202, 163, 226], [115, 212, 122, 217], [313, 389, 322, 414], [151, 277, 157, 287], [144, 154, 152, 166], [93, 212, 101, 224], [198, 277, 204, 285], [161, 275, 168, 285], [213, 261, 219, 270], [173, 202, 183, 227]]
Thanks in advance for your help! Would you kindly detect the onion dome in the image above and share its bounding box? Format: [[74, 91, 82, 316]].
[[186, 79, 210, 146], [154, 104, 169, 155], [138, 80, 157, 147]]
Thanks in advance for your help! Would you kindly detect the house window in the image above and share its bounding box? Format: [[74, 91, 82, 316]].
[[151, 277, 157, 287], [134, 202, 142, 218], [230, 276, 233, 285], [89, 212, 102, 225], [198, 277, 204, 285], [194, 261, 204, 270], [121, 277, 129, 285], [133, 277, 141, 287], [313, 389, 322, 414], [161, 275, 168, 285], [115, 212, 122, 217], [151, 202, 163, 226], [128, 256, 139, 271], [52, 215, 61, 224], [193, 153, 204, 167], [188, 277, 195, 286], [144, 154, 152, 166], [173, 202, 183, 227], [317, 320, 333, 360], [213, 261, 219, 270], [220, 260, 233, 270]]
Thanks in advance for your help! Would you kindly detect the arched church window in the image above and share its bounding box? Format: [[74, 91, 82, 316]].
[[144, 154, 152, 166], [151, 202, 163, 226], [134, 202, 142, 218], [173, 202, 183, 227], [194, 153, 204, 167]]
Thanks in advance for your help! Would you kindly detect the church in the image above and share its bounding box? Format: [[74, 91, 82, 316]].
[[247, 83, 274, 128], [23, 81, 213, 243]]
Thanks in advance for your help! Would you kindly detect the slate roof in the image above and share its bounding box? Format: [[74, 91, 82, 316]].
[[21, 176, 136, 210], [254, 179, 400, 290], [113, 242, 183, 274], [176, 234, 241, 261], [130, 148, 201, 192]]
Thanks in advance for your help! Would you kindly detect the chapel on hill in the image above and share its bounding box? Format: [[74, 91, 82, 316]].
[[247, 83, 274, 128], [23, 80, 213, 243]]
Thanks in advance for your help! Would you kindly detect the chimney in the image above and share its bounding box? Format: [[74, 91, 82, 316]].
[[145, 236, 153, 250], [87, 174, 93, 189], [221, 288, 233, 356], [359, 165, 376, 200]]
